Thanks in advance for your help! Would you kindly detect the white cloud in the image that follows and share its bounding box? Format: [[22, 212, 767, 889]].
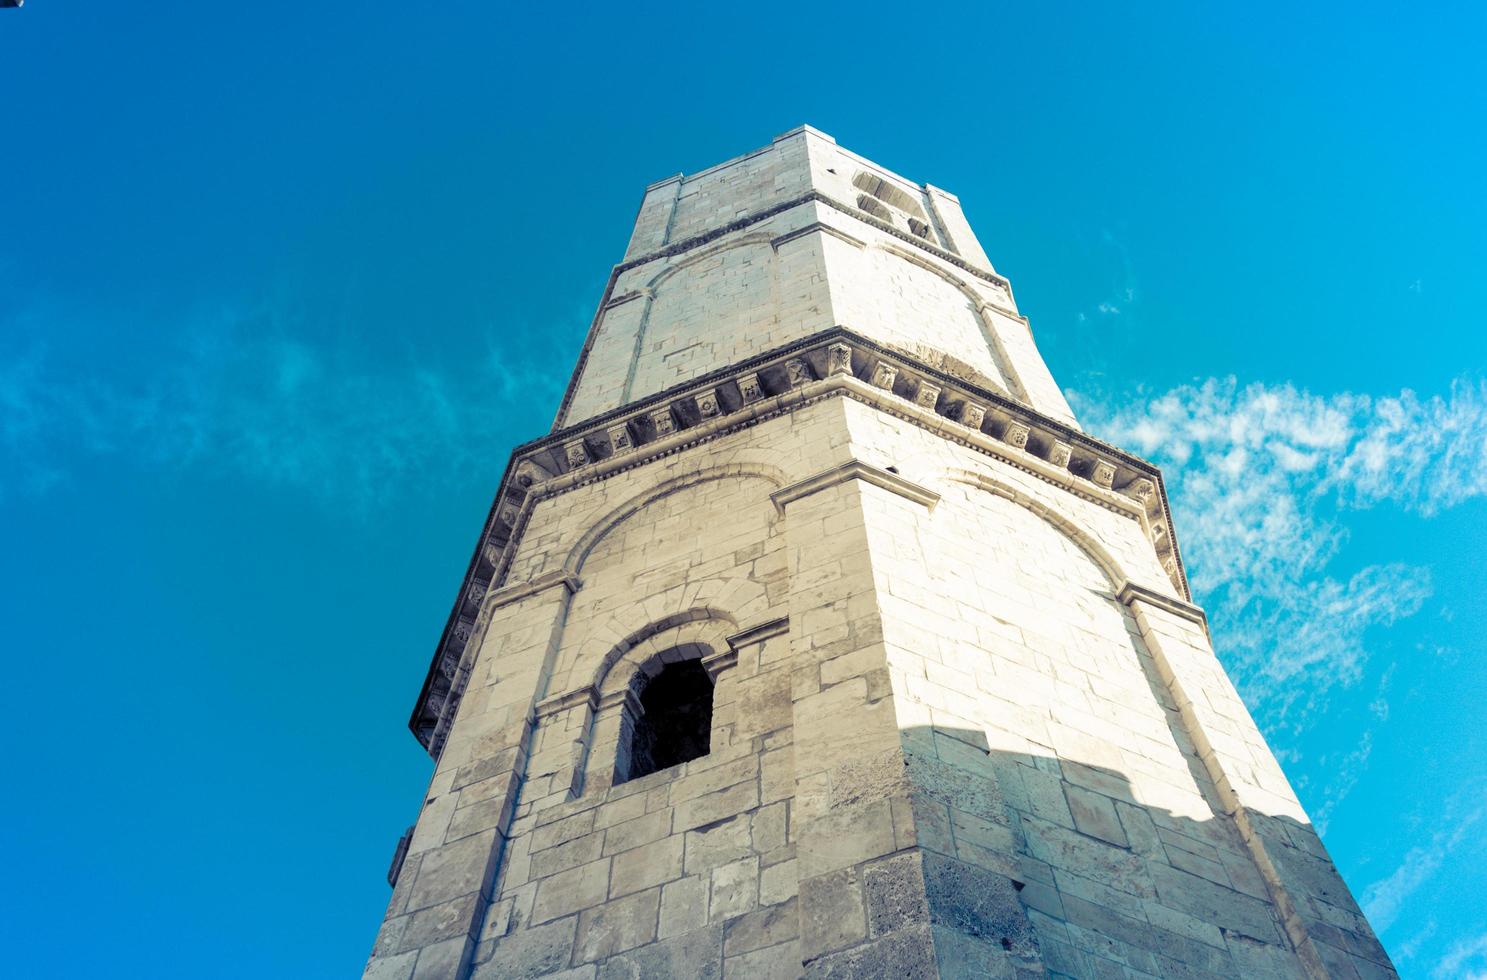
[[1434, 932, 1487, 980], [0, 310, 577, 513], [1361, 793, 1486, 933], [1078, 377, 1487, 736]]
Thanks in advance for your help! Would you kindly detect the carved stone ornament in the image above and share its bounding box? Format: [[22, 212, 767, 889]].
[[452, 620, 473, 643], [825, 342, 853, 376], [513, 459, 551, 489], [1004, 421, 1030, 449], [607, 422, 634, 454], [1120, 477, 1156, 506], [563, 438, 589, 469], [960, 401, 987, 429], [696, 388, 722, 419], [498, 502, 520, 527], [1048, 441, 1072, 468], [870, 361, 898, 391], [737, 372, 764, 404], [649, 407, 677, 436], [914, 379, 941, 410], [483, 542, 502, 566], [1092, 459, 1116, 489], [784, 357, 813, 387]]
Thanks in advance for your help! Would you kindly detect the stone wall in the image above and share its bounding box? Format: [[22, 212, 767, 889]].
[[367, 391, 1392, 978], [560, 127, 1077, 430]]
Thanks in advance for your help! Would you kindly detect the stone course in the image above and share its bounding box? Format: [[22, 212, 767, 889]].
[[365, 130, 1395, 979]]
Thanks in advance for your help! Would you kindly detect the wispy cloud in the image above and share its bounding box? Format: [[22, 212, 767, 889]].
[[0, 307, 577, 513], [1432, 931, 1487, 980], [1078, 377, 1487, 735], [1360, 789, 1487, 933]]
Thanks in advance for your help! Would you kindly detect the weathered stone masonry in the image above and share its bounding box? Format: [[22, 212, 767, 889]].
[[366, 126, 1396, 979]]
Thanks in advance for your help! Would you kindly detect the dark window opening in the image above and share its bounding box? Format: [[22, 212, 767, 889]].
[[621, 660, 714, 782]]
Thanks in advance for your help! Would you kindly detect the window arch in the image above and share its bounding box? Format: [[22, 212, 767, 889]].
[[615, 655, 715, 783]]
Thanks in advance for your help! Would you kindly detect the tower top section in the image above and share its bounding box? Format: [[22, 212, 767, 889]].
[[554, 126, 1078, 431], [624, 125, 996, 272]]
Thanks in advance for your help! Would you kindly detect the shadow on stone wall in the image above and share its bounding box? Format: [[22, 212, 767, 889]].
[[880, 724, 1396, 980]]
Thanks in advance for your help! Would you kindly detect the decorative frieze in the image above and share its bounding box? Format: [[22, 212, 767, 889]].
[[607, 422, 635, 455], [695, 388, 722, 419], [1091, 459, 1116, 489], [649, 406, 677, 437], [784, 356, 813, 388], [1047, 441, 1072, 469], [563, 438, 589, 470], [959, 400, 987, 430], [737, 372, 764, 404], [1119, 477, 1156, 506], [870, 361, 898, 390], [1003, 421, 1030, 450], [825, 342, 853, 376], [914, 379, 941, 410], [514, 459, 553, 489]]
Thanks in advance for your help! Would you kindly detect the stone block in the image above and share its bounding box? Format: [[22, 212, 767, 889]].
[[799, 868, 867, 956], [675, 779, 760, 832], [575, 888, 661, 963], [863, 851, 931, 938], [532, 858, 612, 925], [405, 830, 497, 914], [610, 833, 684, 898], [723, 896, 799, 956], [685, 813, 754, 874], [659, 874, 708, 940], [1064, 785, 1128, 847], [921, 852, 1038, 955], [710, 856, 760, 920], [726, 939, 802, 980], [531, 831, 606, 879], [471, 917, 577, 979], [760, 858, 799, 906], [598, 922, 723, 980], [804, 923, 938, 979]]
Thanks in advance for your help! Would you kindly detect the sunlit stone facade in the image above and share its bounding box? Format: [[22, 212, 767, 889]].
[[366, 127, 1395, 979]]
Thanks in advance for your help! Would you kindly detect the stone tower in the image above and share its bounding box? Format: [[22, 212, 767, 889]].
[[365, 127, 1396, 979]]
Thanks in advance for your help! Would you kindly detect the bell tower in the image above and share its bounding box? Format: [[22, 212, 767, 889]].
[[365, 127, 1396, 979]]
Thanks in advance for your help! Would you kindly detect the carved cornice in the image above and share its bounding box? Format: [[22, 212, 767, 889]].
[[771, 460, 940, 515], [408, 326, 1191, 755]]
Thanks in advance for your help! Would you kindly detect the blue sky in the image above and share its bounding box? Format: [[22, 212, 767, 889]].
[[2, 2, 1484, 976]]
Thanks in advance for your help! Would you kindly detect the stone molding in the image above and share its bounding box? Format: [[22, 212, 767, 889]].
[[699, 648, 739, 681], [725, 616, 790, 650], [482, 569, 582, 615], [770, 221, 866, 252], [532, 685, 599, 720], [1117, 581, 1208, 629], [408, 328, 1190, 754], [770, 460, 941, 516]]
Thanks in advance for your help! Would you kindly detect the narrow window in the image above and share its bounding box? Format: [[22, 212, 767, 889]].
[[621, 660, 714, 782]]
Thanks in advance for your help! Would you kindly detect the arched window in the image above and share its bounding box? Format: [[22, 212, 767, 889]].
[[851, 171, 929, 220], [617, 659, 714, 783]]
